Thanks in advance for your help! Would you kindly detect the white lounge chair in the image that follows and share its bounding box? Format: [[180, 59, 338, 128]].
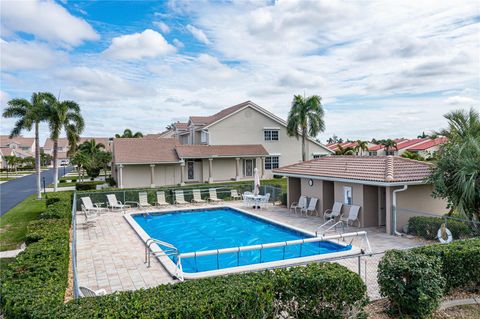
[[324, 202, 343, 221], [174, 190, 188, 205], [83, 210, 98, 227], [208, 188, 222, 202], [230, 189, 241, 200], [126, 192, 152, 208], [340, 205, 361, 227], [192, 189, 206, 203], [260, 193, 271, 209], [155, 191, 169, 206], [79, 286, 107, 297], [106, 194, 130, 211], [290, 195, 307, 214], [301, 197, 318, 216], [81, 197, 107, 214]]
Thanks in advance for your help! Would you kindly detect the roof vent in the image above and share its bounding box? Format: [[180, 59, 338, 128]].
[[385, 156, 394, 182]]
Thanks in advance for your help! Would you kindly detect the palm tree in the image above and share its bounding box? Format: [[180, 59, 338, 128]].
[[434, 108, 480, 144], [335, 145, 355, 155], [381, 139, 398, 155], [115, 129, 143, 138], [287, 95, 326, 161], [354, 140, 369, 156], [78, 139, 105, 154], [45, 97, 85, 191], [2, 92, 51, 199]]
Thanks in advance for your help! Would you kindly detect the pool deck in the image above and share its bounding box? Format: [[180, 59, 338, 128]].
[[75, 201, 428, 296]]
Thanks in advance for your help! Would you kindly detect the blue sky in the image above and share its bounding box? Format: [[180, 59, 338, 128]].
[[1, 0, 479, 142]]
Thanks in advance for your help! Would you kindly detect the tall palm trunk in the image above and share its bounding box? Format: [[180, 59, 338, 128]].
[[35, 122, 42, 199], [53, 139, 58, 192], [301, 127, 307, 162]]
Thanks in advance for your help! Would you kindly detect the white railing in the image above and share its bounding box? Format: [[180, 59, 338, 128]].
[[315, 220, 345, 236]]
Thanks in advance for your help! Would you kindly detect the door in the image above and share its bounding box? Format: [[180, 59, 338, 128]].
[[187, 161, 194, 180], [244, 159, 254, 177]]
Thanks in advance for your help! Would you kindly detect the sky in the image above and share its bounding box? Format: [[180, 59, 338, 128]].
[[1, 0, 479, 143]]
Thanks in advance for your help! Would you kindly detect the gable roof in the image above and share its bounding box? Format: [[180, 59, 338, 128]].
[[273, 155, 434, 186], [175, 144, 268, 159], [44, 137, 112, 151], [368, 138, 406, 151], [0, 135, 35, 148], [114, 138, 180, 164], [408, 137, 447, 151]]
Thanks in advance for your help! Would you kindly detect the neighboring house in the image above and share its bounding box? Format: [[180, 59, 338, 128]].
[[112, 101, 333, 188], [273, 156, 448, 235], [0, 135, 35, 168], [43, 137, 112, 165], [326, 141, 375, 155], [366, 138, 431, 156], [407, 137, 447, 158]]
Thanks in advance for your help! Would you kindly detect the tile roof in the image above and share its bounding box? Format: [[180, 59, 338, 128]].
[[188, 101, 251, 127], [0, 135, 35, 148], [174, 122, 188, 130], [368, 138, 406, 151], [273, 155, 433, 184], [175, 144, 268, 158], [114, 138, 179, 164], [44, 137, 112, 151], [408, 137, 447, 151]]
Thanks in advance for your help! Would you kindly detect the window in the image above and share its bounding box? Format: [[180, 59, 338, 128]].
[[343, 186, 353, 205], [312, 154, 326, 159], [201, 131, 208, 144], [385, 150, 395, 156], [264, 130, 279, 141], [264, 156, 279, 170], [368, 151, 377, 156]]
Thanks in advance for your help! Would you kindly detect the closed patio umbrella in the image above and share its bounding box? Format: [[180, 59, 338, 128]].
[[253, 168, 260, 196]]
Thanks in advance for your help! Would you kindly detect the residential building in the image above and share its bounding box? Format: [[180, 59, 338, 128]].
[[43, 137, 112, 165], [0, 135, 35, 168], [273, 156, 448, 235], [112, 101, 333, 188], [407, 137, 447, 158], [366, 138, 433, 156]]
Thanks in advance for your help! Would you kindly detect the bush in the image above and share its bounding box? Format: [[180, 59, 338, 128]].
[[75, 182, 98, 191], [412, 238, 480, 292], [45, 197, 61, 206], [40, 193, 72, 219], [378, 250, 445, 318], [105, 176, 116, 187], [408, 216, 475, 240]]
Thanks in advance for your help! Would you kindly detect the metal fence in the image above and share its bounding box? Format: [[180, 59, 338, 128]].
[[76, 183, 285, 210]]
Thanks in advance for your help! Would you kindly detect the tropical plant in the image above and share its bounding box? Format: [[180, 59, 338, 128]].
[[417, 131, 430, 138], [287, 95, 326, 161], [354, 140, 369, 156], [335, 144, 355, 155], [40, 150, 53, 166], [401, 150, 425, 161], [2, 92, 52, 199], [326, 134, 343, 144], [45, 96, 85, 191], [115, 128, 143, 138], [21, 156, 36, 167], [428, 108, 480, 220], [73, 139, 111, 180], [381, 139, 398, 154], [3, 155, 20, 176]]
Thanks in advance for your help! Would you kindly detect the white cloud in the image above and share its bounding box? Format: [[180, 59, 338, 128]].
[[186, 24, 210, 44], [0, 39, 68, 71], [103, 29, 176, 60], [173, 38, 184, 48], [444, 95, 478, 106], [0, 0, 98, 47], [153, 21, 170, 33]]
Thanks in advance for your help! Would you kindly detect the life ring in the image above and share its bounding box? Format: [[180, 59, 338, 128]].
[[437, 225, 452, 244]]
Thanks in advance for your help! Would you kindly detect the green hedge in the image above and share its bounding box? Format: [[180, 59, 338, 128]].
[[58, 263, 367, 319], [412, 238, 480, 291], [75, 182, 99, 191], [378, 250, 445, 318], [0, 193, 72, 319], [408, 216, 478, 240]]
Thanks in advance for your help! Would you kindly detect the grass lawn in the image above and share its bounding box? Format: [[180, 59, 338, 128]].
[[0, 195, 46, 251], [0, 177, 15, 181], [48, 181, 105, 188]]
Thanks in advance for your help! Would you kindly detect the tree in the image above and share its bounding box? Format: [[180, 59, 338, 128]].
[[417, 131, 429, 138], [401, 150, 424, 161], [381, 139, 398, 154], [74, 139, 112, 180], [2, 92, 51, 199], [354, 140, 369, 156], [45, 97, 85, 191], [4, 155, 19, 176], [335, 144, 355, 155], [40, 150, 53, 166], [428, 108, 480, 220], [22, 156, 35, 168], [287, 95, 326, 161], [115, 129, 143, 138], [326, 134, 342, 144]]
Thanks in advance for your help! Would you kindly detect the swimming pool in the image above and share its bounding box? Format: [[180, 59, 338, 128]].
[[126, 206, 359, 279]]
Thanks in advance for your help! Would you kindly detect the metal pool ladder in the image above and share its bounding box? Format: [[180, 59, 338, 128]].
[[144, 238, 184, 280]]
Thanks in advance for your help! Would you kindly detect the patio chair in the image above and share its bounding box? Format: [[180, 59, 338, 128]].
[[290, 195, 307, 214], [192, 189, 206, 203], [126, 192, 152, 209], [230, 189, 241, 200], [155, 191, 169, 206], [323, 202, 343, 221], [81, 197, 107, 214], [83, 210, 99, 227], [208, 188, 222, 202], [174, 190, 189, 205], [301, 197, 318, 216], [260, 193, 271, 209], [79, 286, 107, 297], [340, 205, 361, 227], [106, 194, 130, 211], [242, 191, 253, 206]]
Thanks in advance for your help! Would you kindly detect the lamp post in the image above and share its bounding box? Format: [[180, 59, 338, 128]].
[[43, 176, 47, 199]]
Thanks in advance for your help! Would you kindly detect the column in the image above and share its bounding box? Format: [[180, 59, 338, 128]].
[[118, 164, 123, 189], [150, 164, 155, 188], [385, 186, 392, 235], [235, 158, 240, 181], [260, 157, 265, 178], [180, 162, 185, 186], [208, 158, 213, 183]]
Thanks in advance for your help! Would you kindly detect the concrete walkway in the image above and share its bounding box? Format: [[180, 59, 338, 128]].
[[0, 243, 26, 258], [439, 297, 480, 310]]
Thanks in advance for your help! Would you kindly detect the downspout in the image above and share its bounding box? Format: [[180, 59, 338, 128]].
[[392, 185, 408, 236]]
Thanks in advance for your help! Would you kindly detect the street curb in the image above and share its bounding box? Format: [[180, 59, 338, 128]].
[[439, 297, 479, 310]]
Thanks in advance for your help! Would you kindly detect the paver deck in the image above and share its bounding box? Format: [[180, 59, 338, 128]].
[[75, 201, 428, 296]]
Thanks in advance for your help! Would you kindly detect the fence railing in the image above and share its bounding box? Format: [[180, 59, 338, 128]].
[[76, 183, 285, 211]]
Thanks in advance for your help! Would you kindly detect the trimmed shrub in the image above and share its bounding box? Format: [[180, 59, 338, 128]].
[[45, 197, 61, 206], [75, 182, 98, 191], [105, 177, 116, 187], [412, 238, 480, 291], [378, 250, 445, 318], [408, 216, 475, 240]]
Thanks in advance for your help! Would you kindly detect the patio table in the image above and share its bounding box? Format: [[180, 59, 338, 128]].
[[243, 194, 265, 209]]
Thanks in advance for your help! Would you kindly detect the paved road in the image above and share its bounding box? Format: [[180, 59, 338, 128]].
[[0, 166, 73, 217]]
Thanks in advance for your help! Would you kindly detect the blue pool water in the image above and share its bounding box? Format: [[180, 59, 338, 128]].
[[134, 207, 351, 273]]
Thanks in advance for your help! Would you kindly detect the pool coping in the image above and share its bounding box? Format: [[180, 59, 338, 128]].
[[124, 205, 363, 280]]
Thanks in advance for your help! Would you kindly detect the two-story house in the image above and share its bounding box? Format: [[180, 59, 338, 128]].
[[43, 137, 112, 165], [0, 135, 36, 168], [112, 101, 333, 188]]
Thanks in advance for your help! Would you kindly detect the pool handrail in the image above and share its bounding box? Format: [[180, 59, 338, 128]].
[[315, 220, 345, 236], [145, 238, 179, 268]]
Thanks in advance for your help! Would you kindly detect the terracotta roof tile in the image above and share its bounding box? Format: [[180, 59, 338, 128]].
[[175, 144, 268, 158], [188, 101, 251, 127], [44, 137, 112, 151], [0, 135, 35, 148], [273, 156, 433, 183], [408, 137, 447, 151], [368, 138, 406, 151], [114, 138, 179, 164]]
